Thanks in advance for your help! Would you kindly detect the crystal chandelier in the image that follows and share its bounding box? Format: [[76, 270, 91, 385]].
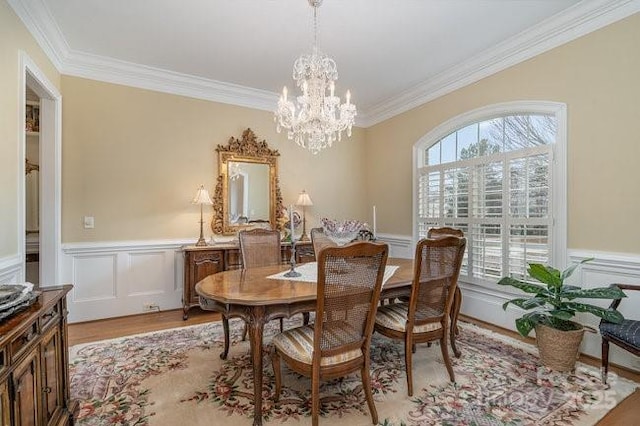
[[274, 0, 357, 155]]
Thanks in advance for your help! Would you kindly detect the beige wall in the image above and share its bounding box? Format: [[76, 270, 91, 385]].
[[366, 13, 640, 254], [0, 1, 60, 258], [61, 76, 368, 242], [4, 1, 639, 257]]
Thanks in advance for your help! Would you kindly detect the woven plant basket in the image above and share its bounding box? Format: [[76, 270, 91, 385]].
[[535, 323, 585, 372]]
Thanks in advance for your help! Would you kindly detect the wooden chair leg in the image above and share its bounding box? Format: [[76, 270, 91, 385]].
[[450, 324, 461, 358], [220, 315, 230, 360], [242, 322, 248, 341], [440, 336, 455, 382], [303, 312, 310, 325], [601, 338, 610, 384], [279, 318, 284, 332], [312, 366, 320, 426], [449, 288, 462, 358], [405, 336, 414, 396], [361, 364, 378, 424]]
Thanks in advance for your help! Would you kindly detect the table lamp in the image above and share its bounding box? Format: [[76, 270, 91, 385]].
[[295, 189, 313, 242], [192, 184, 213, 246]]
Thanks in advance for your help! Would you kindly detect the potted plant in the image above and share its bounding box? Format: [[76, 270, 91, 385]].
[[498, 259, 626, 371]]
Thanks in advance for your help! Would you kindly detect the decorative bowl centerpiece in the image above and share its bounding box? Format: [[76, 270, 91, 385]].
[[321, 218, 364, 245]]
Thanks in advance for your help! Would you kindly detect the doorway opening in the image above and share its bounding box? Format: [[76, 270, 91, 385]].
[[20, 52, 62, 286]]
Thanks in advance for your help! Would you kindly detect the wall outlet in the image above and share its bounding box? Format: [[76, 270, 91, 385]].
[[143, 303, 160, 312]]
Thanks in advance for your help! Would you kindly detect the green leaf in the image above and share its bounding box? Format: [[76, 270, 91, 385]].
[[563, 285, 581, 291], [497, 277, 550, 295], [560, 286, 627, 300], [515, 317, 535, 337], [548, 309, 575, 320], [528, 264, 562, 288], [504, 297, 548, 311], [563, 302, 625, 324], [560, 257, 594, 281], [600, 309, 625, 324]]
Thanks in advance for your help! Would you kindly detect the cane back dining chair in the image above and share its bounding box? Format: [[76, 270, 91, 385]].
[[219, 229, 283, 360], [310, 227, 337, 259], [374, 236, 466, 396], [271, 242, 389, 426], [600, 283, 640, 384], [427, 227, 465, 357]]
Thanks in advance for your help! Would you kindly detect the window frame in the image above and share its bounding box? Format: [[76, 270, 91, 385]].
[[413, 101, 567, 288]]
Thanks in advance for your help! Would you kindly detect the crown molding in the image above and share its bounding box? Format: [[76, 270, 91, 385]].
[[359, 0, 640, 127], [62, 49, 279, 112], [8, 0, 69, 70], [10, 0, 640, 127]]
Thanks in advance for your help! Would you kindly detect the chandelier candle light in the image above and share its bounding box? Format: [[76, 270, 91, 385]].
[[274, 0, 357, 154], [192, 184, 213, 247], [296, 189, 313, 241]]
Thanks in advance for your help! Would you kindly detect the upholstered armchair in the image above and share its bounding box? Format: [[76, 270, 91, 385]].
[[600, 284, 640, 384]]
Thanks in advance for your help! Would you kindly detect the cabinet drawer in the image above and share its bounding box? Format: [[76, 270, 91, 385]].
[[39, 302, 61, 331], [10, 322, 39, 360]]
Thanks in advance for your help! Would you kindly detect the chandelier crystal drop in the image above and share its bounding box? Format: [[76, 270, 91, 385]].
[[274, 0, 356, 155]]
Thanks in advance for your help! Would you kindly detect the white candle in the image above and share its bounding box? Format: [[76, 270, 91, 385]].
[[373, 205, 377, 238], [289, 205, 294, 242], [283, 86, 288, 102]]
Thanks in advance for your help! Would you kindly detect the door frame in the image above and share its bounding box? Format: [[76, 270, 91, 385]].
[[19, 52, 62, 285]]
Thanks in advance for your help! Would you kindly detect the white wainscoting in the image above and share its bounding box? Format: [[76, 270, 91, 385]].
[[61, 236, 640, 372], [377, 233, 413, 259], [61, 239, 191, 323], [0, 254, 23, 283]]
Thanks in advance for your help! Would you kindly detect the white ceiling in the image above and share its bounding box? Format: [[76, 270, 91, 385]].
[[10, 0, 640, 126]]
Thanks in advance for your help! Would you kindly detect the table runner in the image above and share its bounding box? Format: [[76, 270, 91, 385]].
[[268, 262, 400, 286]]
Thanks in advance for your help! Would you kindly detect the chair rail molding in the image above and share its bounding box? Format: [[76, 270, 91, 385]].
[[60, 236, 640, 372]]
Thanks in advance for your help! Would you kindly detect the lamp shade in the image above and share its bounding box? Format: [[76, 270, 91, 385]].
[[192, 185, 213, 205], [296, 190, 313, 207]]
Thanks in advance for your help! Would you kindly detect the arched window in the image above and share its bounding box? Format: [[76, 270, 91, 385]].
[[414, 102, 566, 286]]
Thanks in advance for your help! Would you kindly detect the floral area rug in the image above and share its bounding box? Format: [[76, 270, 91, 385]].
[[69, 319, 637, 425]]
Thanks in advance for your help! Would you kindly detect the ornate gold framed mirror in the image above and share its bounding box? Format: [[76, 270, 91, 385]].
[[211, 128, 284, 235]]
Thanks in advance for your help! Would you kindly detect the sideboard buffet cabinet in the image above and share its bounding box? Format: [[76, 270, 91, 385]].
[[182, 242, 314, 319], [0, 285, 76, 425]]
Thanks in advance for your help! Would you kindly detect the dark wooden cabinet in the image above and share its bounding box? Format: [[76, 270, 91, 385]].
[[0, 286, 75, 426], [182, 242, 314, 319], [0, 381, 10, 426], [182, 249, 225, 319]]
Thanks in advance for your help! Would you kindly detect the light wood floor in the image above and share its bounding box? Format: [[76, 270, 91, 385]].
[[68, 309, 639, 424]]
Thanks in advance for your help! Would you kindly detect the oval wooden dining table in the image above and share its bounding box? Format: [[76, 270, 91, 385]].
[[195, 257, 414, 426]]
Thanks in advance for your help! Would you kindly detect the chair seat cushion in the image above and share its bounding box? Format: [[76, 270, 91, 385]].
[[375, 303, 442, 333], [600, 319, 640, 348], [272, 325, 363, 367]]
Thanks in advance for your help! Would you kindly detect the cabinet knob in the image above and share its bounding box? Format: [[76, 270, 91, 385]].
[[43, 386, 52, 394]]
